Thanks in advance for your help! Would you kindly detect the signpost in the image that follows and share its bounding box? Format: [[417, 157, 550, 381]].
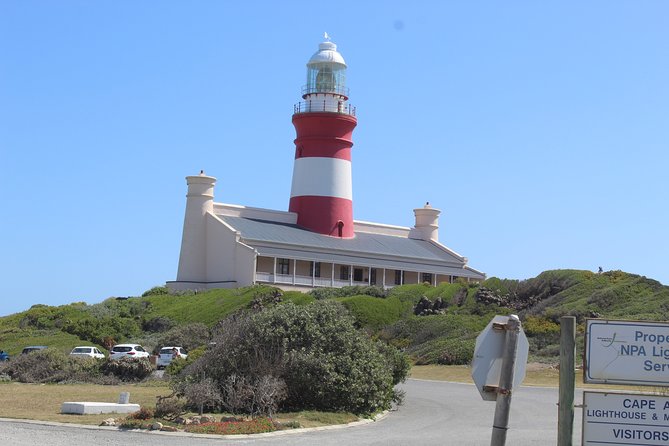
[[472, 315, 529, 446], [582, 392, 669, 445], [584, 319, 669, 386]]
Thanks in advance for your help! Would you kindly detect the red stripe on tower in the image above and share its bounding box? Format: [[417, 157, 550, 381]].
[[289, 36, 357, 238]]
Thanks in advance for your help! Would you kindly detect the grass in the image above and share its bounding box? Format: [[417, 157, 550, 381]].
[[0, 382, 360, 428], [271, 411, 358, 428], [0, 329, 91, 357], [0, 382, 169, 425], [338, 295, 407, 330], [410, 364, 651, 392]]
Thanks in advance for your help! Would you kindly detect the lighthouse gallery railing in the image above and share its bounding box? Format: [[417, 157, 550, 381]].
[[293, 101, 356, 116]]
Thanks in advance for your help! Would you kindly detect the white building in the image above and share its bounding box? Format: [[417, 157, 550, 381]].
[[168, 37, 485, 292]]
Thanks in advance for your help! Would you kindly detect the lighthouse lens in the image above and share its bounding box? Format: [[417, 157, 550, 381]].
[[306, 64, 346, 95]]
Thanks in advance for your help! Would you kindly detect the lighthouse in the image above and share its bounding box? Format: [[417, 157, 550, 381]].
[[168, 36, 487, 293], [289, 35, 357, 238]]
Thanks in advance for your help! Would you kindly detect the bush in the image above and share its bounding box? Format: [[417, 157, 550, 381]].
[[180, 301, 408, 415], [142, 286, 170, 297], [308, 285, 386, 300], [142, 316, 174, 333], [7, 350, 74, 383], [130, 406, 154, 420], [155, 395, 186, 420], [339, 296, 406, 330], [101, 358, 153, 381], [182, 377, 223, 415], [165, 346, 205, 377], [155, 323, 210, 353]]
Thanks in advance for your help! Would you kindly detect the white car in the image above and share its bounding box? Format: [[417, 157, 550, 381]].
[[69, 346, 105, 359], [110, 344, 150, 360], [156, 346, 188, 369]]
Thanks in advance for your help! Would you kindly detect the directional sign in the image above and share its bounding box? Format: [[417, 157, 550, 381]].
[[471, 315, 529, 401], [582, 391, 669, 445], [585, 319, 669, 386]]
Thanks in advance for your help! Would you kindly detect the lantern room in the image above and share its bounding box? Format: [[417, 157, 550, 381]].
[[303, 39, 349, 98]]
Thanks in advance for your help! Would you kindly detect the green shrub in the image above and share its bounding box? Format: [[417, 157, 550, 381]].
[[182, 301, 407, 415], [523, 316, 560, 336], [142, 286, 170, 297], [142, 316, 174, 333], [5, 349, 70, 383], [166, 346, 205, 376], [101, 358, 153, 381], [308, 285, 386, 300], [154, 323, 210, 353], [338, 295, 406, 330]]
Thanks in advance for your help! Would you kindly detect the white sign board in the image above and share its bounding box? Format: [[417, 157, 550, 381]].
[[582, 391, 669, 445], [471, 315, 529, 401], [585, 319, 669, 386]]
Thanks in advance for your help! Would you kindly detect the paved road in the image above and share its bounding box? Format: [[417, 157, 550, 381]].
[[0, 380, 582, 445]]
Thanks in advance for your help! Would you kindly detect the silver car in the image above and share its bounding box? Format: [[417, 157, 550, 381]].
[[70, 346, 105, 359], [157, 346, 188, 369]]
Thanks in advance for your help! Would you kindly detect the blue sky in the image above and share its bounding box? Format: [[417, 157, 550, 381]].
[[1, 1, 667, 316]]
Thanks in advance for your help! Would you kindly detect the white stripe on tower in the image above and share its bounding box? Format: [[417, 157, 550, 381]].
[[290, 157, 352, 200]]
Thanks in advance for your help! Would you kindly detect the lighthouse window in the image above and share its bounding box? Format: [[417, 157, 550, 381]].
[[422, 273, 433, 284], [339, 265, 350, 280], [353, 268, 363, 282], [277, 258, 290, 275]]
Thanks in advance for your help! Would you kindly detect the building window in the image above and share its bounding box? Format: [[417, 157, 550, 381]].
[[353, 268, 363, 282], [394, 270, 403, 285], [312, 262, 321, 278], [277, 258, 290, 275], [422, 273, 433, 284], [370, 268, 377, 285], [340, 265, 350, 281]]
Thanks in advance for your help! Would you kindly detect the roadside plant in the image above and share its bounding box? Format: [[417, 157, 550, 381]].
[[178, 301, 408, 416], [130, 406, 154, 420], [154, 395, 186, 420], [101, 357, 153, 381]]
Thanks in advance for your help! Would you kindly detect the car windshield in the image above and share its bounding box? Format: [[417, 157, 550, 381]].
[[23, 347, 46, 353], [72, 348, 91, 353], [113, 346, 132, 352], [160, 348, 174, 355]]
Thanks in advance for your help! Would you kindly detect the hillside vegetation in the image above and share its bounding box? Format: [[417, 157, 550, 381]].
[[1, 269, 667, 365]]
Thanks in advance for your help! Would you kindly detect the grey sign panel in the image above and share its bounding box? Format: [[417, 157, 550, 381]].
[[582, 391, 669, 445], [585, 319, 669, 386], [471, 315, 529, 401]]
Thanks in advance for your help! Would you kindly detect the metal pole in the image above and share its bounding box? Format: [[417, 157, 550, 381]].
[[557, 316, 576, 446], [490, 314, 521, 446]]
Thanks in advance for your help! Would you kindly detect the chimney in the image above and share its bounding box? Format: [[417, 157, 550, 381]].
[[409, 202, 440, 242]]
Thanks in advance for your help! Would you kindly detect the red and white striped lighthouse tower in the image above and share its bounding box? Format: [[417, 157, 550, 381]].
[[289, 35, 357, 238]]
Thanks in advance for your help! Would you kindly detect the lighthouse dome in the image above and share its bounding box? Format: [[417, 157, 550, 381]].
[[308, 41, 347, 67], [304, 37, 349, 97]]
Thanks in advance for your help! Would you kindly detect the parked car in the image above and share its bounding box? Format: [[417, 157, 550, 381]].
[[109, 344, 150, 360], [69, 346, 105, 359], [21, 346, 47, 355], [0, 350, 9, 361], [157, 346, 188, 369]]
